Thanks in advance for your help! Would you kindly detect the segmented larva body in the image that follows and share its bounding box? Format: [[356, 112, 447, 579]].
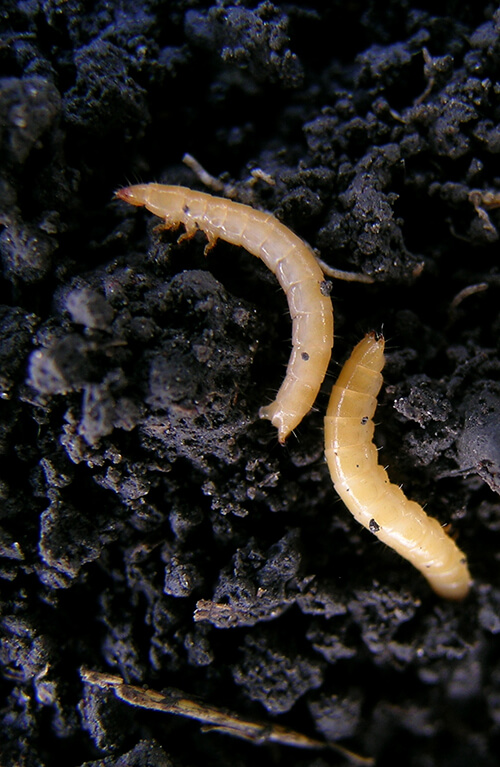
[[116, 184, 334, 443], [325, 332, 471, 600]]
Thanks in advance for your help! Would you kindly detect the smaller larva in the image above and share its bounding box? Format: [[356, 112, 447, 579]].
[[116, 183, 334, 443], [324, 332, 471, 600]]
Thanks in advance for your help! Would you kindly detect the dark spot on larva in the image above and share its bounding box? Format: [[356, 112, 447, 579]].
[[361, 416, 369, 425], [183, 204, 190, 214], [302, 351, 310, 361], [369, 518, 380, 533], [320, 279, 333, 296]]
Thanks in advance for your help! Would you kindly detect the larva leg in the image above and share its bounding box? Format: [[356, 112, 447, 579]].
[[176, 225, 218, 254], [152, 222, 182, 237], [325, 333, 471, 600]]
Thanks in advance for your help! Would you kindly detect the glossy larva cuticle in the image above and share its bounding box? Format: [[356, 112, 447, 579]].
[[324, 332, 471, 600], [116, 183, 334, 442]]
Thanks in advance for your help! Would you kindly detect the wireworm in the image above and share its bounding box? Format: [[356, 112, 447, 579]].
[[324, 332, 471, 600], [116, 184, 334, 443]]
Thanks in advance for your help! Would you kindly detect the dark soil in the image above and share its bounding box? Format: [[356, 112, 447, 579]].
[[1, 2, 500, 766]]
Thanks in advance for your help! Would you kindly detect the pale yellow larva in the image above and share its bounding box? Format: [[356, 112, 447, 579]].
[[116, 184, 334, 443], [324, 332, 471, 600]]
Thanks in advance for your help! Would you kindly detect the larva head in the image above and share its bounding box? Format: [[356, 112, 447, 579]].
[[115, 184, 188, 226], [115, 185, 151, 208]]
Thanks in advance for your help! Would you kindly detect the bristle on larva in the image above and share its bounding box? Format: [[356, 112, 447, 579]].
[[116, 183, 334, 443], [324, 332, 471, 600]]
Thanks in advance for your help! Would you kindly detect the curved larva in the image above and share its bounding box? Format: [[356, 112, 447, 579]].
[[324, 332, 471, 600], [116, 183, 334, 443]]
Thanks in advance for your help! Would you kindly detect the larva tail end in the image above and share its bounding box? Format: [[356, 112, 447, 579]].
[[115, 185, 149, 207], [259, 403, 291, 444], [431, 572, 472, 601], [277, 429, 288, 445], [364, 329, 385, 349]]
